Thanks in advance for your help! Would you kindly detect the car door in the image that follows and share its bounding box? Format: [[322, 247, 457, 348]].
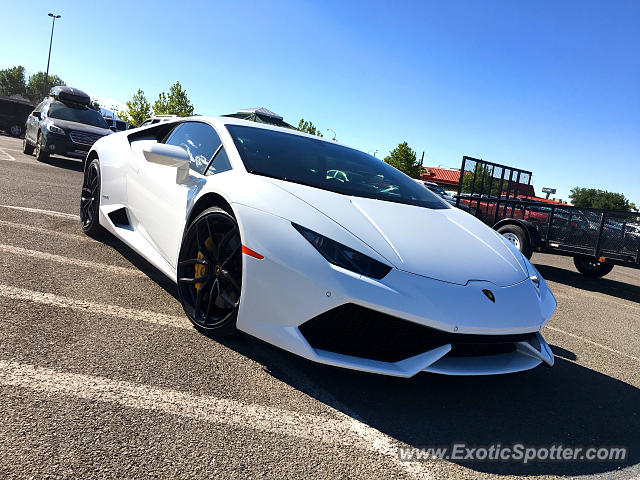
[[127, 121, 223, 267]]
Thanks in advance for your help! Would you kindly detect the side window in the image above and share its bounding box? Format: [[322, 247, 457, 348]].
[[205, 147, 232, 176], [164, 122, 222, 175], [33, 101, 46, 117], [41, 101, 51, 118]]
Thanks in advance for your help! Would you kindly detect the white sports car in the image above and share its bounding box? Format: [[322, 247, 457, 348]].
[[80, 117, 556, 377]]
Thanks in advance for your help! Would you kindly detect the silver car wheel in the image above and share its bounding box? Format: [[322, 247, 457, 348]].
[[502, 232, 521, 251]]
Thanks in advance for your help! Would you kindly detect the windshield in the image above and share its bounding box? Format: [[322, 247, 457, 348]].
[[426, 184, 446, 196], [48, 103, 108, 128], [226, 125, 448, 209]]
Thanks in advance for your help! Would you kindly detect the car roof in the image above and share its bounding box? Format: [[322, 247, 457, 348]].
[[204, 116, 350, 148]]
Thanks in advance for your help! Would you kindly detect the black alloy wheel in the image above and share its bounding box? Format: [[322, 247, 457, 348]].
[[80, 159, 103, 236], [177, 207, 242, 334]]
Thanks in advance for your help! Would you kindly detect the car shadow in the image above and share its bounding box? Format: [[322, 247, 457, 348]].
[[94, 233, 179, 301], [41, 155, 85, 173], [0, 131, 25, 139], [549, 344, 577, 361], [216, 337, 640, 477], [534, 263, 640, 304], [98, 231, 639, 477]]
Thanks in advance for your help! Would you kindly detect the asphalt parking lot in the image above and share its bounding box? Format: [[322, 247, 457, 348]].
[[0, 133, 638, 480]]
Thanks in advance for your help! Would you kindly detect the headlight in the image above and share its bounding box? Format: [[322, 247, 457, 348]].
[[497, 232, 542, 290], [522, 254, 542, 290], [292, 223, 392, 279], [46, 123, 65, 134]]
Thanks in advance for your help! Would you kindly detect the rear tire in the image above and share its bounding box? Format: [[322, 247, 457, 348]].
[[34, 132, 49, 162], [9, 124, 22, 137], [22, 136, 34, 155], [497, 224, 532, 259], [573, 256, 614, 278]]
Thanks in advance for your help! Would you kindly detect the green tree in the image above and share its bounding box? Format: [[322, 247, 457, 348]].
[[569, 187, 630, 211], [120, 89, 152, 127], [153, 81, 194, 117], [383, 142, 423, 178], [0, 66, 27, 98], [297, 119, 323, 137], [26, 72, 65, 103], [460, 163, 503, 196]]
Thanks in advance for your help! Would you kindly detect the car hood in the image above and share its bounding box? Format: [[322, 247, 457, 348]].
[[268, 180, 528, 287], [46, 118, 112, 135]]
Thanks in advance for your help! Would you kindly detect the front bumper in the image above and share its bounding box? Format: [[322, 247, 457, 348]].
[[42, 131, 94, 159], [234, 204, 556, 377]]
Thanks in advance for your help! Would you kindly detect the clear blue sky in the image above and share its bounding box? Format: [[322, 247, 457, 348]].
[[3, 0, 639, 203]]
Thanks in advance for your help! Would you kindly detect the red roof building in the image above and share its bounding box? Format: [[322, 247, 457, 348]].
[[420, 167, 460, 188], [420, 166, 539, 198]]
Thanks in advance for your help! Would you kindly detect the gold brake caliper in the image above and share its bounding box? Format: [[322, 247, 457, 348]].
[[195, 237, 214, 291]]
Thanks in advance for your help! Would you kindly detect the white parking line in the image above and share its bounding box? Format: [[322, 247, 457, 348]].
[[554, 289, 639, 312], [0, 244, 144, 277], [545, 325, 640, 363], [0, 284, 188, 330], [0, 204, 79, 219], [0, 220, 88, 242], [0, 284, 432, 478], [0, 360, 361, 447], [0, 147, 16, 161], [0, 360, 433, 479]]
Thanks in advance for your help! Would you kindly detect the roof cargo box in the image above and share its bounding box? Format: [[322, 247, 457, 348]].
[[50, 86, 91, 106]]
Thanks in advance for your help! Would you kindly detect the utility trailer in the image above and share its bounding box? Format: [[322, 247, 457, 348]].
[[455, 156, 640, 278]]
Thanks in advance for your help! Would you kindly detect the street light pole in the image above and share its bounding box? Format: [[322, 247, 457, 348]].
[[326, 128, 337, 141], [43, 13, 61, 98]]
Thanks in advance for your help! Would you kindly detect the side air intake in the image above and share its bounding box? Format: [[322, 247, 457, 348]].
[[107, 207, 130, 227]]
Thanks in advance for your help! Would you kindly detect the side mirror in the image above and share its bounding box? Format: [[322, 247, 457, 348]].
[[142, 143, 191, 183], [110, 126, 117, 132], [32, 111, 41, 119]]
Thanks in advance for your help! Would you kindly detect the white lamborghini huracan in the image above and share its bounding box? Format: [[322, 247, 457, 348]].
[[80, 117, 556, 377]]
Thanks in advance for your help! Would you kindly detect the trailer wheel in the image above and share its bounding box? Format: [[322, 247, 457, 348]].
[[573, 257, 614, 278], [497, 224, 532, 259]]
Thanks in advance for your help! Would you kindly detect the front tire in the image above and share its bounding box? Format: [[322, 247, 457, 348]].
[[80, 158, 104, 237], [573, 256, 614, 278], [497, 224, 532, 259], [22, 136, 34, 155], [34, 132, 49, 162], [177, 207, 242, 335]]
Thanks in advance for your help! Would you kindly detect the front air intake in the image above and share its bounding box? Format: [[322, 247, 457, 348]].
[[299, 304, 532, 363]]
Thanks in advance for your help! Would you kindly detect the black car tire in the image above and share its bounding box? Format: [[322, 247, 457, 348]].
[[9, 124, 22, 137], [177, 206, 242, 336], [22, 136, 34, 155], [34, 132, 49, 162], [573, 256, 614, 278]]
